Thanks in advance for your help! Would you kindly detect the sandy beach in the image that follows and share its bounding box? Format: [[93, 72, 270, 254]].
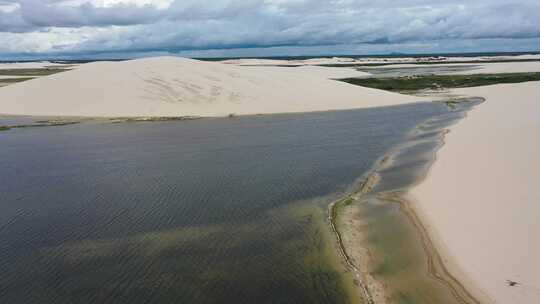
[[410, 81, 540, 304], [0, 56, 427, 118]]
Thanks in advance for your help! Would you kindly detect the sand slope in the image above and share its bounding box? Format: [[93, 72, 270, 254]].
[[0, 56, 423, 117], [411, 81, 540, 304]]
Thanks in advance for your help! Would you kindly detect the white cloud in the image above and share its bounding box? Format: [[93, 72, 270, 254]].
[[0, 2, 19, 13], [59, 0, 173, 9]]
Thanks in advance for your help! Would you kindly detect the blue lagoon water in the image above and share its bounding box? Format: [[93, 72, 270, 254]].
[[0, 103, 450, 304]]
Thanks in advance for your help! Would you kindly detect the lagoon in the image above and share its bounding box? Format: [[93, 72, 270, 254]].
[[0, 103, 450, 304]]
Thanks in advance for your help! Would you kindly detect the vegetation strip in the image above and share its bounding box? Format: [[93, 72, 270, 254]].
[[340, 72, 540, 93], [0, 120, 80, 131], [328, 194, 375, 303], [0, 68, 70, 76], [0, 68, 70, 87], [0, 77, 35, 86], [327, 172, 383, 304]]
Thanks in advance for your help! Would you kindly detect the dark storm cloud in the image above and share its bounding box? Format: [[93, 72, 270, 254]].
[[0, 0, 539, 54], [2, 0, 162, 29]]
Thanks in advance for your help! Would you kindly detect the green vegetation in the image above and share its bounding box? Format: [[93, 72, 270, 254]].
[[0, 121, 80, 132], [0, 68, 70, 76], [331, 196, 355, 222], [341, 197, 355, 206], [445, 100, 460, 109], [0, 77, 35, 86], [0, 68, 70, 87], [341, 72, 540, 93]]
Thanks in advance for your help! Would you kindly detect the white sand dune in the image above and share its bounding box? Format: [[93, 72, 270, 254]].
[[0, 56, 423, 117], [0, 61, 73, 70], [223, 54, 540, 67], [410, 81, 540, 304], [222, 57, 359, 66]]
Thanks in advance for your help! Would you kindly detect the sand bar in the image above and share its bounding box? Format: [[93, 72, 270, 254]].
[[0, 56, 425, 118], [410, 81, 540, 304]]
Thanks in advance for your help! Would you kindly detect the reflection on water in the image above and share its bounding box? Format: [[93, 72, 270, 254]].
[[0, 103, 449, 304]]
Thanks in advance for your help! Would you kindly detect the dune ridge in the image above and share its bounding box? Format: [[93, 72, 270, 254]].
[[0, 56, 424, 118]]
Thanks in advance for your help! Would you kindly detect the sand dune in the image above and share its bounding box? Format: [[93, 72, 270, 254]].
[[222, 57, 360, 66], [0, 56, 425, 117], [222, 54, 540, 67], [410, 81, 540, 304], [0, 61, 73, 70]]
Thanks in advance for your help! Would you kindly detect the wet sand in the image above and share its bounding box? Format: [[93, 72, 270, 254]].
[[331, 98, 491, 303]]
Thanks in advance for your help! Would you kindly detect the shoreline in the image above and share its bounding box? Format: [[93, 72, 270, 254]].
[[329, 98, 486, 303], [384, 192, 485, 304], [0, 102, 434, 134], [328, 174, 382, 304]]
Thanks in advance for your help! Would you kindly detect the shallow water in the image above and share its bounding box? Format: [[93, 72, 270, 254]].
[[1, 103, 451, 304], [338, 100, 483, 304], [358, 65, 480, 78]]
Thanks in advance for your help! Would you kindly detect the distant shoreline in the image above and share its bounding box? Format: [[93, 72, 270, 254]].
[[2, 50, 539, 63]]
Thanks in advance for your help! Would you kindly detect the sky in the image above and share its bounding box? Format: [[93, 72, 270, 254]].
[[0, 0, 540, 59]]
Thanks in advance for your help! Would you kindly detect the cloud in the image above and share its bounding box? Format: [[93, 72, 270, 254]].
[[0, 0, 539, 56]]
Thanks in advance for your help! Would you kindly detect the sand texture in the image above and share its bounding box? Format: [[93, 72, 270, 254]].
[[0, 56, 424, 117], [410, 81, 540, 304]]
